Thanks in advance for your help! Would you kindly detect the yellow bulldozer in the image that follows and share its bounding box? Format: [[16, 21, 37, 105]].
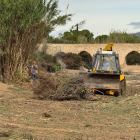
[[82, 42, 126, 96]]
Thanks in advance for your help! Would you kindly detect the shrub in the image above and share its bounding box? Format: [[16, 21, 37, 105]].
[[124, 72, 129, 75], [126, 51, 140, 65], [78, 51, 92, 69], [60, 53, 82, 70], [38, 51, 57, 64], [37, 51, 61, 72]]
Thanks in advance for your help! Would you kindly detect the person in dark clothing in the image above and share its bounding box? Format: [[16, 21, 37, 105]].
[[27, 61, 38, 82]]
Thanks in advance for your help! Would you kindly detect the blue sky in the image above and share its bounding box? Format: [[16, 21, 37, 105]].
[[50, 0, 140, 38]]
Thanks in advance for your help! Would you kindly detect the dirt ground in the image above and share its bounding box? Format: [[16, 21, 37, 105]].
[[0, 67, 140, 140]]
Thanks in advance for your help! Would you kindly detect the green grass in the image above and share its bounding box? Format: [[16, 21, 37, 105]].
[[82, 105, 93, 109], [21, 133, 35, 140]]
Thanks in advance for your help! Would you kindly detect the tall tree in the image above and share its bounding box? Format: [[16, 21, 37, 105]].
[[0, 0, 73, 82], [61, 28, 94, 43]]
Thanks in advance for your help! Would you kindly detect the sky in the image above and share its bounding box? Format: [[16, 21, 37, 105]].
[[50, 0, 140, 38]]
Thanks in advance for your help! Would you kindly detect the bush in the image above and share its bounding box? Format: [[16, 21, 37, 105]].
[[126, 51, 140, 65], [78, 51, 92, 69], [60, 53, 82, 70], [38, 51, 57, 64], [33, 71, 88, 101], [124, 72, 129, 75], [37, 51, 61, 72], [47, 63, 61, 72]]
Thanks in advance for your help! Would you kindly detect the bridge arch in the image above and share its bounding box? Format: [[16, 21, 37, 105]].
[[78, 51, 92, 67], [125, 51, 140, 65]]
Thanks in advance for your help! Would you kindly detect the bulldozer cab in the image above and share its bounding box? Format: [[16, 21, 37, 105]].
[[92, 51, 121, 74]]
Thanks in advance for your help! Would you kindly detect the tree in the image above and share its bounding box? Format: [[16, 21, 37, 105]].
[[94, 35, 108, 43], [79, 30, 94, 43], [43, 0, 73, 38], [107, 31, 140, 43], [78, 35, 87, 44], [61, 28, 94, 43], [0, 0, 73, 82]]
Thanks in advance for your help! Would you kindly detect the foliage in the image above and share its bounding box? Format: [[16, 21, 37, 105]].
[[21, 133, 34, 140], [39, 95, 44, 100], [126, 51, 140, 65], [60, 53, 82, 70], [78, 51, 92, 69], [78, 35, 87, 43], [79, 87, 87, 98], [42, 113, 51, 117], [47, 35, 65, 43], [47, 30, 140, 44], [70, 20, 86, 31], [108, 31, 140, 43], [38, 51, 61, 72], [43, 0, 73, 38], [94, 35, 108, 43], [124, 72, 129, 75], [0, 0, 72, 82], [46, 20, 94, 43], [47, 63, 61, 72], [0, 131, 12, 137], [78, 30, 94, 43], [39, 51, 57, 63], [94, 31, 140, 43], [60, 29, 94, 43]]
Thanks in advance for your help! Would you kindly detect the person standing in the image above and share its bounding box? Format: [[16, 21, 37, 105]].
[[27, 61, 38, 83]]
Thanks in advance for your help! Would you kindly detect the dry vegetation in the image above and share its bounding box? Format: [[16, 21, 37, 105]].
[[0, 67, 140, 140]]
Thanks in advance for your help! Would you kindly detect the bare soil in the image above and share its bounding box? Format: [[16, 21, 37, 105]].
[[0, 69, 140, 140]]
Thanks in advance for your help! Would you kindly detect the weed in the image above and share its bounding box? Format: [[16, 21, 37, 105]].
[[18, 69, 22, 80], [102, 106, 108, 109], [85, 124, 92, 127], [124, 72, 129, 75], [74, 100, 80, 102], [82, 105, 93, 109], [21, 115, 29, 120], [113, 99, 119, 104], [0, 131, 12, 137], [21, 133, 35, 140], [8, 86, 28, 94], [80, 87, 87, 95], [42, 113, 51, 117], [128, 102, 135, 105], [125, 98, 132, 102], [39, 95, 44, 100], [60, 53, 82, 70], [123, 109, 130, 114]]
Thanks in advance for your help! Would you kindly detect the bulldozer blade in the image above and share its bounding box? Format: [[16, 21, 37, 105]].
[[80, 72, 120, 90]]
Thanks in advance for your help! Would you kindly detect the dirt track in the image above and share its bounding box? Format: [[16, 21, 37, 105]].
[[0, 68, 140, 140]]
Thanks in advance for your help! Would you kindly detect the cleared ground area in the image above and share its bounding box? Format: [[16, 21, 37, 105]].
[[0, 68, 140, 140]]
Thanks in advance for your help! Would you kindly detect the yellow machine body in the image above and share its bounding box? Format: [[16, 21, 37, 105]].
[[84, 42, 126, 96]]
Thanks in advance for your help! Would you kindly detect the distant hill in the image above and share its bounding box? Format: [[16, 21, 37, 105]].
[[135, 32, 140, 37], [130, 32, 140, 37]]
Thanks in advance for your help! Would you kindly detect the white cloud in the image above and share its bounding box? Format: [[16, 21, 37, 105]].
[[128, 22, 140, 29]]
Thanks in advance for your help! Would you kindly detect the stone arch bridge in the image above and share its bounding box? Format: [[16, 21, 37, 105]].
[[39, 43, 140, 66]]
